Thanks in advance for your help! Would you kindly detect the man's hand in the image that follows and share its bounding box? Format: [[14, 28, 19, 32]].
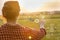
[[39, 19, 45, 28]]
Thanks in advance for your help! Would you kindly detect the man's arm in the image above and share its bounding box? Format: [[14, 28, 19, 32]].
[[39, 19, 46, 36], [36, 19, 46, 39], [24, 19, 46, 40]]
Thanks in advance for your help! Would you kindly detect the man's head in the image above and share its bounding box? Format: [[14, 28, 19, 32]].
[[2, 1, 20, 20]]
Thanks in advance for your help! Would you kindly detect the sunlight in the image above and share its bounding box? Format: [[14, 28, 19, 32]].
[[28, 36, 32, 39]]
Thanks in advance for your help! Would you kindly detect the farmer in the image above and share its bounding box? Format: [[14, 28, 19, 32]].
[[0, 1, 46, 40]]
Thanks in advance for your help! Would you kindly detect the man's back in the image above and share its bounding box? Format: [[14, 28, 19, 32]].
[[0, 23, 46, 40]]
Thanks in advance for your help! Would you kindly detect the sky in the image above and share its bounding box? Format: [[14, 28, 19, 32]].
[[0, 0, 60, 14]]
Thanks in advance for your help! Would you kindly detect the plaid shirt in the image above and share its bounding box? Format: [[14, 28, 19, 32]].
[[0, 23, 46, 40]]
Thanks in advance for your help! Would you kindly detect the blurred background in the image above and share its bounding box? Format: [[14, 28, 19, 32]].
[[0, 0, 60, 40]]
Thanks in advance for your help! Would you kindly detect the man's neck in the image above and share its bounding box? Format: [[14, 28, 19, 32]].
[[7, 19, 17, 24]]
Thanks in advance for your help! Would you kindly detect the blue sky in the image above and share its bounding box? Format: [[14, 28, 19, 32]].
[[0, 0, 60, 14]]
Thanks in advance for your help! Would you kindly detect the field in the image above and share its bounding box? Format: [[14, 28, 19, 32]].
[[0, 14, 60, 40], [17, 14, 60, 40]]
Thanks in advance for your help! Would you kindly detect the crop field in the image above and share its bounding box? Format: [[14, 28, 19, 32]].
[[0, 14, 60, 40]]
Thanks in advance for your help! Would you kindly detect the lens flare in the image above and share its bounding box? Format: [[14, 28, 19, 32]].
[[28, 36, 32, 39]]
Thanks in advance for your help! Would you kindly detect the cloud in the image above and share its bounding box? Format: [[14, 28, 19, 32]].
[[37, 1, 60, 11]]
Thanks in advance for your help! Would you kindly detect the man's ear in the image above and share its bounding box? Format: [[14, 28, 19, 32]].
[[2, 9, 6, 18], [2, 7, 6, 18], [2, 12, 6, 18]]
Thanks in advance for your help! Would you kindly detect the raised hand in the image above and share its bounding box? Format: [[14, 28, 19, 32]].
[[39, 19, 45, 28]]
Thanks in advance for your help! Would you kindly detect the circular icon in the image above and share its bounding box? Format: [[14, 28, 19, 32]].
[[34, 19, 39, 23]]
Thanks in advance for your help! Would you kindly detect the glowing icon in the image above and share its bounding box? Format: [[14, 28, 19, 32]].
[[34, 19, 39, 23], [29, 36, 32, 39]]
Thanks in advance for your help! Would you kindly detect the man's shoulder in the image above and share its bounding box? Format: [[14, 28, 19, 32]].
[[0, 23, 33, 32]]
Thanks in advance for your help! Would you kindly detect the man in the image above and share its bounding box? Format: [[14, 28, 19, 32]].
[[0, 1, 46, 40]]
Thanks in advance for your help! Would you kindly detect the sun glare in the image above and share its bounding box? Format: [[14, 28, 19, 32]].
[[28, 36, 32, 39]]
